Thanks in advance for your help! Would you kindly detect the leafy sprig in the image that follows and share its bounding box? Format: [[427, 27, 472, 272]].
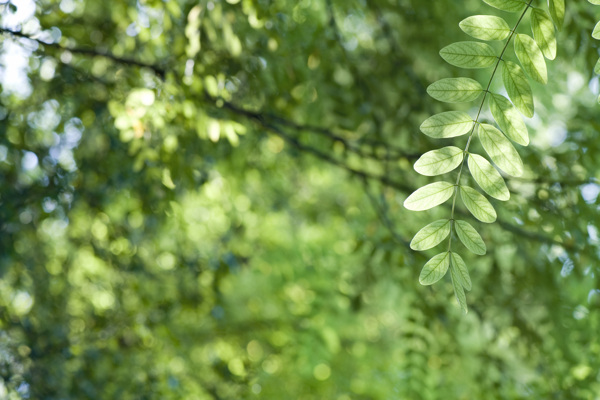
[[404, 0, 562, 313]]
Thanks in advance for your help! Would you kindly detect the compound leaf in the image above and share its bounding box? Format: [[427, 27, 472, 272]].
[[460, 185, 497, 223], [414, 146, 464, 176], [410, 219, 451, 251], [404, 182, 455, 211], [419, 252, 450, 285]]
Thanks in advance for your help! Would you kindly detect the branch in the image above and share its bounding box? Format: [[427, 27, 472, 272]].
[[0, 27, 166, 78]]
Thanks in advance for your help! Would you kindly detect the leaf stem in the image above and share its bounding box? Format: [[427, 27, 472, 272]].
[[447, 1, 533, 253]]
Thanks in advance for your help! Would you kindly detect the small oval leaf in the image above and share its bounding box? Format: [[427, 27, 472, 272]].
[[549, 0, 565, 31], [531, 9, 557, 60], [483, 0, 527, 12], [593, 21, 600, 40], [468, 153, 510, 201], [488, 93, 529, 145], [450, 252, 472, 290], [419, 252, 450, 285], [502, 60, 534, 117], [459, 15, 511, 41], [450, 261, 469, 314], [420, 111, 473, 138], [410, 219, 451, 251], [478, 123, 524, 177], [455, 220, 487, 255], [427, 78, 484, 103], [414, 146, 464, 176], [439, 41, 497, 69], [514, 33, 547, 84], [460, 185, 497, 223], [403, 182, 455, 211]]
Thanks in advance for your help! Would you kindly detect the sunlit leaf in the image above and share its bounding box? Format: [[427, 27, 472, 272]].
[[459, 15, 511, 41], [450, 252, 472, 290], [439, 42, 497, 69], [455, 220, 487, 255], [450, 261, 468, 313], [531, 9, 556, 60], [419, 252, 450, 285], [593, 21, 600, 40], [414, 146, 464, 176], [427, 78, 484, 103], [502, 60, 534, 117], [403, 182, 455, 211], [460, 185, 497, 223], [549, 0, 565, 31], [410, 219, 451, 251], [482, 0, 527, 12], [514, 33, 547, 84], [488, 93, 529, 145], [478, 123, 524, 177], [420, 111, 473, 138], [467, 153, 510, 201]]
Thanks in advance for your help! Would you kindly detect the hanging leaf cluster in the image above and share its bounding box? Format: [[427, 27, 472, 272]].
[[404, 0, 563, 313]]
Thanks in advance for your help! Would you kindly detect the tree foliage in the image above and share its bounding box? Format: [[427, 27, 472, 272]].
[[0, 0, 599, 399]]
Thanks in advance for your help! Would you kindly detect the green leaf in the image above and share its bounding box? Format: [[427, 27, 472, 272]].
[[459, 15, 511, 41], [410, 219, 451, 251], [488, 93, 529, 145], [439, 42, 497, 69], [427, 78, 484, 103], [414, 146, 464, 176], [419, 252, 450, 285], [548, 0, 565, 31], [467, 153, 510, 201], [590, 0, 600, 5], [514, 34, 547, 84], [595, 58, 600, 74], [593, 21, 600, 40], [483, 0, 527, 12], [455, 220, 487, 255], [531, 9, 556, 60], [450, 261, 468, 313], [450, 252, 472, 290], [502, 60, 534, 117], [459, 185, 497, 223], [420, 111, 473, 138], [478, 123, 524, 177], [403, 181, 455, 211]]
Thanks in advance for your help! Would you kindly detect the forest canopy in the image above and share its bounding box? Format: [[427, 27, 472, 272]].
[[1, 0, 600, 398]]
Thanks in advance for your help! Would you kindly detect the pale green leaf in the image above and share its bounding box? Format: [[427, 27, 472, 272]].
[[410, 219, 451, 251], [488, 93, 529, 145], [427, 78, 483, 103], [419, 252, 450, 285], [593, 21, 600, 40], [420, 111, 473, 138], [502, 60, 534, 117], [514, 34, 547, 84], [549, 0, 565, 31], [590, 0, 600, 5], [467, 153, 510, 201], [455, 219, 487, 255], [414, 146, 464, 176], [450, 262, 468, 314], [595, 58, 600, 74], [450, 252, 472, 290], [531, 9, 556, 60], [483, 0, 527, 12], [439, 41, 497, 69], [478, 123, 524, 177], [459, 15, 511, 41], [403, 182, 455, 211], [460, 185, 497, 223]]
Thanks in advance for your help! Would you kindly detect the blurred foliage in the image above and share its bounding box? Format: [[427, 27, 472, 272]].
[[0, 0, 599, 399]]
